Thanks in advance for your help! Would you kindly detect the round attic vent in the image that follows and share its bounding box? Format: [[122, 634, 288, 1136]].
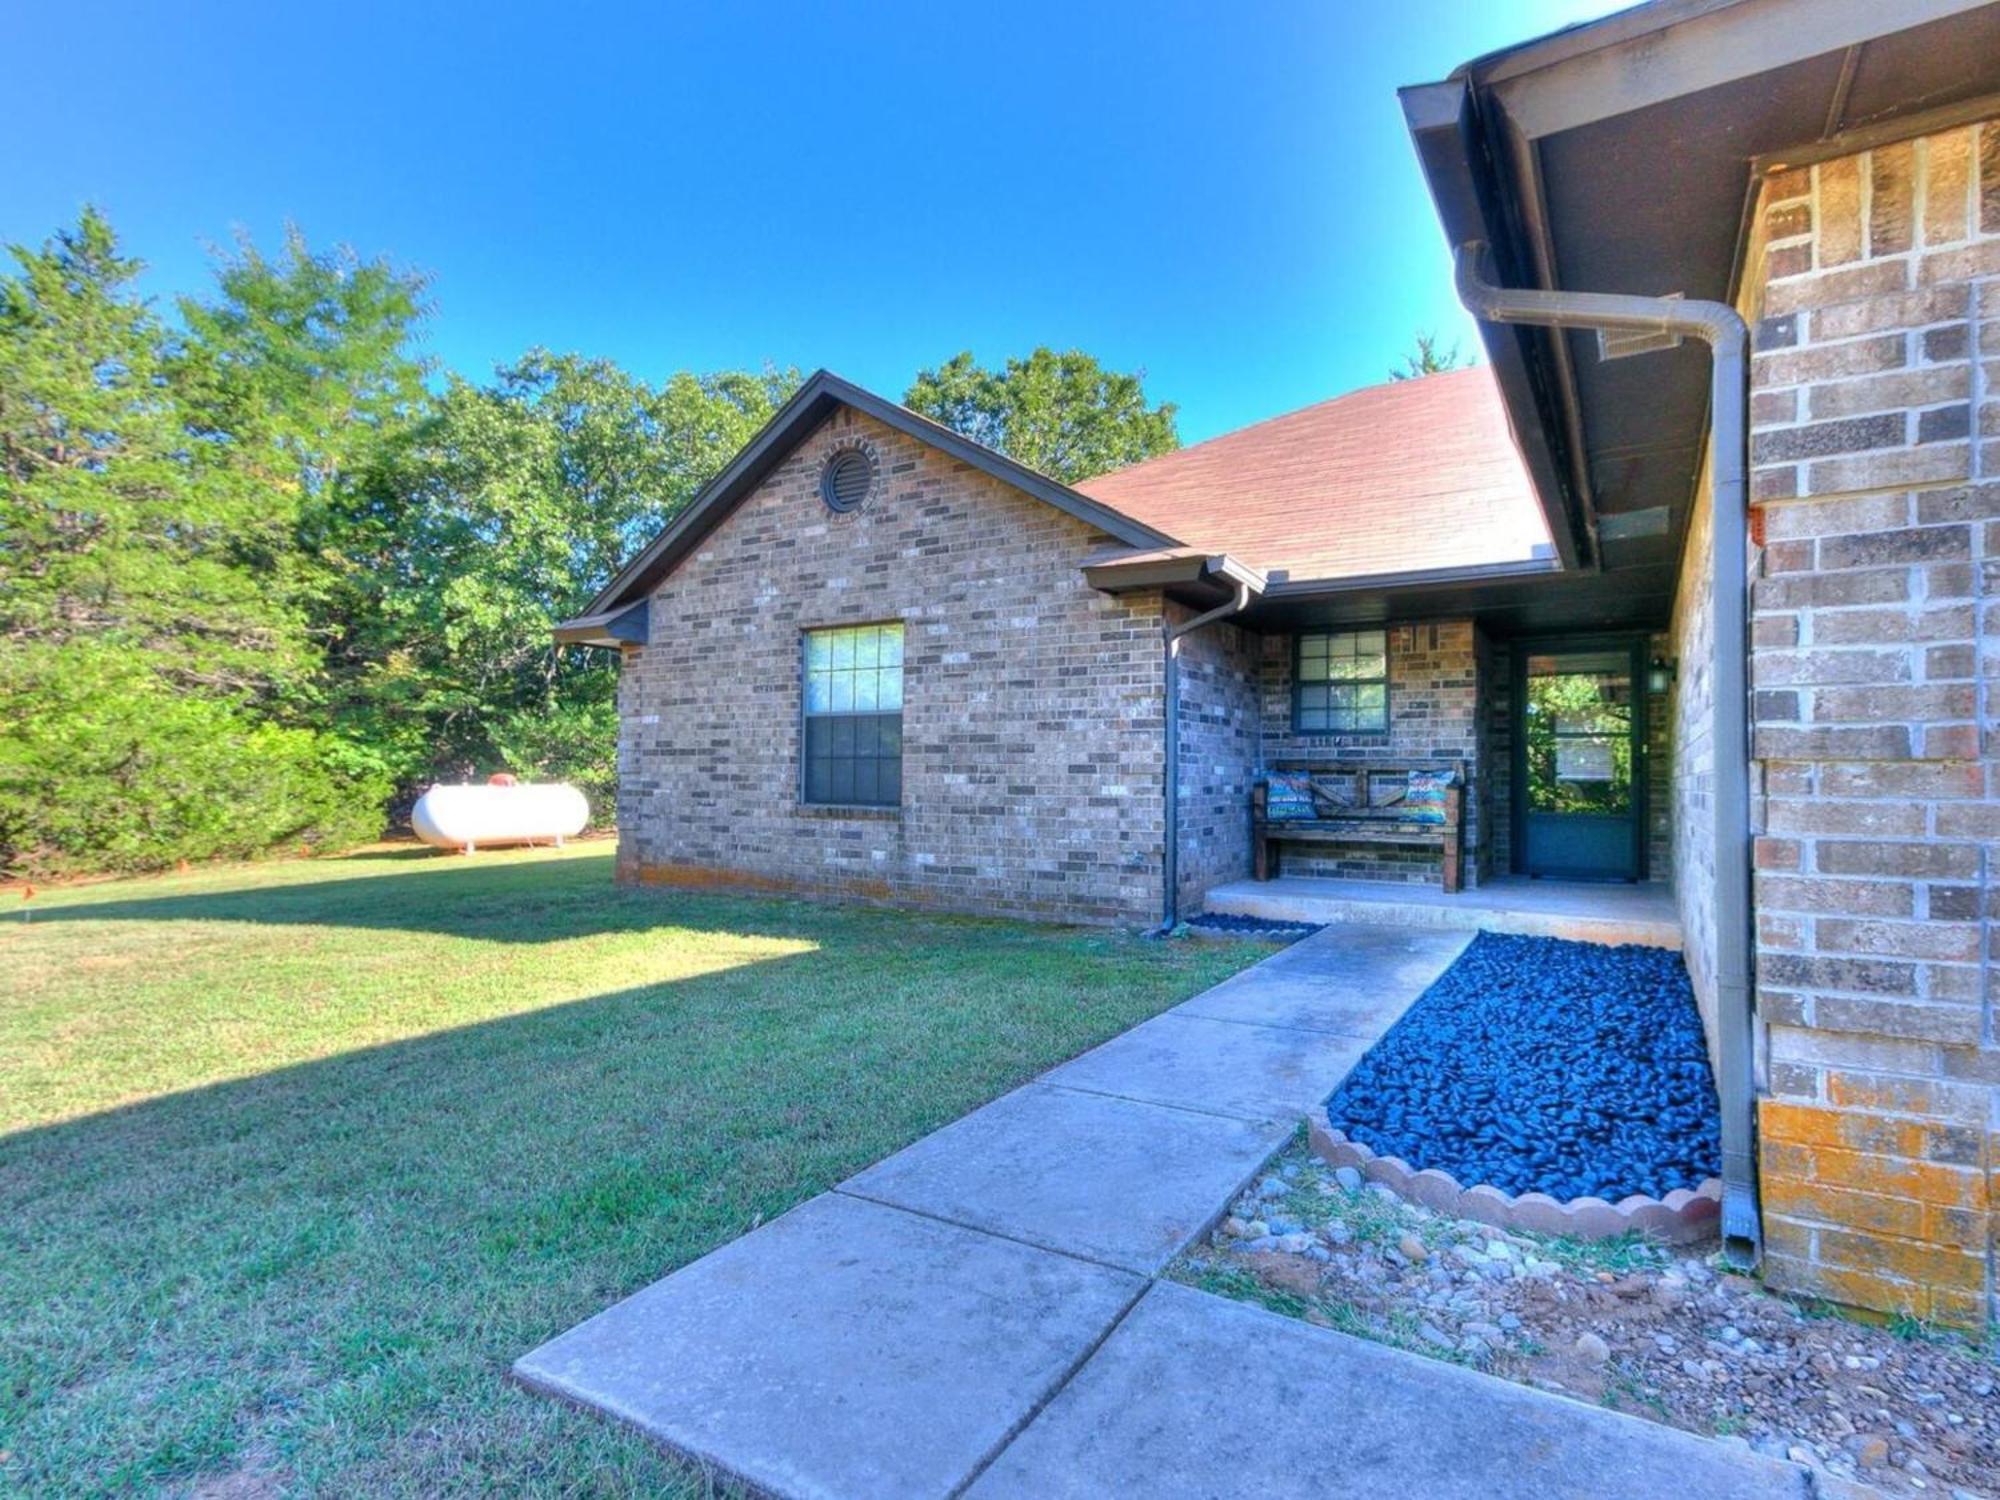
[[820, 448, 874, 513]]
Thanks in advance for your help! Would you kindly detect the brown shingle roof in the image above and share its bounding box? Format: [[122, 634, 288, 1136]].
[[1076, 366, 1550, 583]]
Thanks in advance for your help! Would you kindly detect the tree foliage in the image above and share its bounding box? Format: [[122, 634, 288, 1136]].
[[1, 209, 799, 877], [904, 348, 1178, 482], [3, 213, 1168, 879], [0, 213, 393, 873], [1389, 332, 1468, 381]]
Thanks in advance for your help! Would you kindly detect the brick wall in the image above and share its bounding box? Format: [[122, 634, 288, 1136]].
[[1258, 620, 1485, 884], [616, 403, 1167, 924], [1174, 610, 1261, 914], [1743, 124, 1997, 1325]]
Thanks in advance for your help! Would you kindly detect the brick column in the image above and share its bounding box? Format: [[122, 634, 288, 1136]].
[[1746, 125, 1997, 1326]]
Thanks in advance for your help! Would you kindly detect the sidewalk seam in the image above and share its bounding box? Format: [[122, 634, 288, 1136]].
[[945, 1281, 1156, 1500]]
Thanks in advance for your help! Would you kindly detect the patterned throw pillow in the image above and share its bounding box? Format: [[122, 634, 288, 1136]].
[[1403, 769, 1456, 825], [1262, 771, 1317, 821]]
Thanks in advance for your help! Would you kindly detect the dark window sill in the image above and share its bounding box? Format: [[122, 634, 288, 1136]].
[[796, 802, 902, 819]]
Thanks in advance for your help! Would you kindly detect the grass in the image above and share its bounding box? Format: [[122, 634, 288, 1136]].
[[0, 844, 1267, 1496]]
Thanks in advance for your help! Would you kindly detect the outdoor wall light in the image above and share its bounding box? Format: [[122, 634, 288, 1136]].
[[1647, 656, 1677, 696]]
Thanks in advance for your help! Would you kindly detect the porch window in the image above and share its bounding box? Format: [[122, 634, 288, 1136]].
[[1294, 629, 1388, 733], [801, 622, 903, 807]]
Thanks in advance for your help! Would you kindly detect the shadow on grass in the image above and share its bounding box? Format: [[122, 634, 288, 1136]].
[[0, 886, 1242, 1495]]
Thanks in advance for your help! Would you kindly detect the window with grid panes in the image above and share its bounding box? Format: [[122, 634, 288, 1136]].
[[1293, 629, 1388, 733], [801, 623, 903, 806]]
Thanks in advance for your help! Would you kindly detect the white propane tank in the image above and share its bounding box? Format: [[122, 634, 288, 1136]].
[[410, 781, 589, 854]]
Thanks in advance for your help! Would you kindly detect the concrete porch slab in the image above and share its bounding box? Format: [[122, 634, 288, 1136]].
[[1173, 926, 1469, 1036], [841, 1082, 1292, 1274], [1040, 1010, 1373, 1123], [1206, 874, 1681, 950], [512, 1192, 1142, 1500], [964, 1281, 1809, 1500]]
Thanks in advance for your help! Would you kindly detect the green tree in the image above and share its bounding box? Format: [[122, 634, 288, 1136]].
[[331, 353, 799, 811], [1389, 332, 1469, 381], [904, 348, 1178, 482], [0, 212, 388, 875]]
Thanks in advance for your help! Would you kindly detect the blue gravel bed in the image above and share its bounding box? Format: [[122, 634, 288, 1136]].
[[1324, 931, 1721, 1202]]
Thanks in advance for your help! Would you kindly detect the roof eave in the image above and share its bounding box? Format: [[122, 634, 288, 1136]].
[[1399, 77, 1590, 572], [1265, 554, 1562, 599], [552, 599, 651, 650]]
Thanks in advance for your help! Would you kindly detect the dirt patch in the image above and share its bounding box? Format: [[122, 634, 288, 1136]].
[[1176, 1141, 1998, 1498]]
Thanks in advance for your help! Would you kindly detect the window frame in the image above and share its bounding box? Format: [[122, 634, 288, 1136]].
[[798, 620, 905, 810], [1291, 629, 1390, 735]]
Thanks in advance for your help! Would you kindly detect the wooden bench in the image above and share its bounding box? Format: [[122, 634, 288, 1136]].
[[1251, 760, 1466, 893]]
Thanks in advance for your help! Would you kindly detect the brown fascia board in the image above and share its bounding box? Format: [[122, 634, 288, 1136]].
[[574, 370, 1182, 622], [1080, 547, 1268, 597], [1263, 555, 1560, 598]]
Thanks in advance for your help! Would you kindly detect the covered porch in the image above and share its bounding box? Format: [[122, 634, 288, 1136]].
[[1176, 610, 1680, 924]]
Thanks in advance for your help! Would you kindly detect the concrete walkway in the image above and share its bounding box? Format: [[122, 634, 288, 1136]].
[[515, 924, 1813, 1499]]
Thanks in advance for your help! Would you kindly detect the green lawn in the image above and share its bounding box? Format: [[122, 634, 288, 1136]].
[[0, 845, 1265, 1497]]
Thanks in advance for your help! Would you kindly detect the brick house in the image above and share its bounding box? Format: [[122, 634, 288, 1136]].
[[562, 0, 1998, 1326]]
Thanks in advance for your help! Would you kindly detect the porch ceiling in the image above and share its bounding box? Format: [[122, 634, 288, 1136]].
[[1400, 0, 2000, 615]]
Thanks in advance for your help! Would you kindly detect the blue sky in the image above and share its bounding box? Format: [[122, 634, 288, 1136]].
[[10, 0, 1624, 442]]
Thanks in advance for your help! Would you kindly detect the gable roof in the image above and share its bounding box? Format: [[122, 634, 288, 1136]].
[[1073, 366, 1550, 584], [571, 369, 1180, 625]]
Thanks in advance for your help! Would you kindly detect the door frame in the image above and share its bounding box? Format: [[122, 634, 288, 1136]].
[[1508, 632, 1651, 882]]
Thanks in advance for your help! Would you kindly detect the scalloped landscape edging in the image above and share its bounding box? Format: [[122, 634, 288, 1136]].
[[1308, 1118, 1722, 1245]]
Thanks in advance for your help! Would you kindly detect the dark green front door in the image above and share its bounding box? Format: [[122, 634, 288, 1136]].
[[1514, 640, 1645, 882]]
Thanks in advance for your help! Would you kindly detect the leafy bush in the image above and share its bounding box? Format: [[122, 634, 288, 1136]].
[[488, 697, 619, 827], [0, 648, 390, 878]]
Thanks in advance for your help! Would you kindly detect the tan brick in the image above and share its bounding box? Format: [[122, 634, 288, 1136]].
[[1920, 127, 1972, 245], [1750, 647, 1908, 686], [1817, 156, 1863, 265], [1817, 918, 1982, 962], [1763, 798, 1923, 837], [1764, 258, 1907, 316], [1817, 760, 1983, 798], [1935, 801, 2000, 838], [1753, 725, 1912, 759], [1752, 388, 1798, 425], [1810, 283, 1964, 341], [1752, 567, 1908, 610], [1765, 1026, 1940, 1077], [1787, 1143, 1986, 1208], [1759, 1250, 1920, 1319], [1815, 1227, 1988, 1290], [1816, 524, 1969, 569], [1807, 365, 1968, 419], [1868, 141, 1915, 257], [1916, 238, 2000, 284], [1755, 875, 1913, 917], [1814, 840, 1980, 879], [1815, 996, 1982, 1046], [1805, 444, 1969, 496], [1824, 1070, 1988, 1121], [1810, 604, 1973, 645], [1810, 682, 1976, 723], [1754, 334, 1905, 390]]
